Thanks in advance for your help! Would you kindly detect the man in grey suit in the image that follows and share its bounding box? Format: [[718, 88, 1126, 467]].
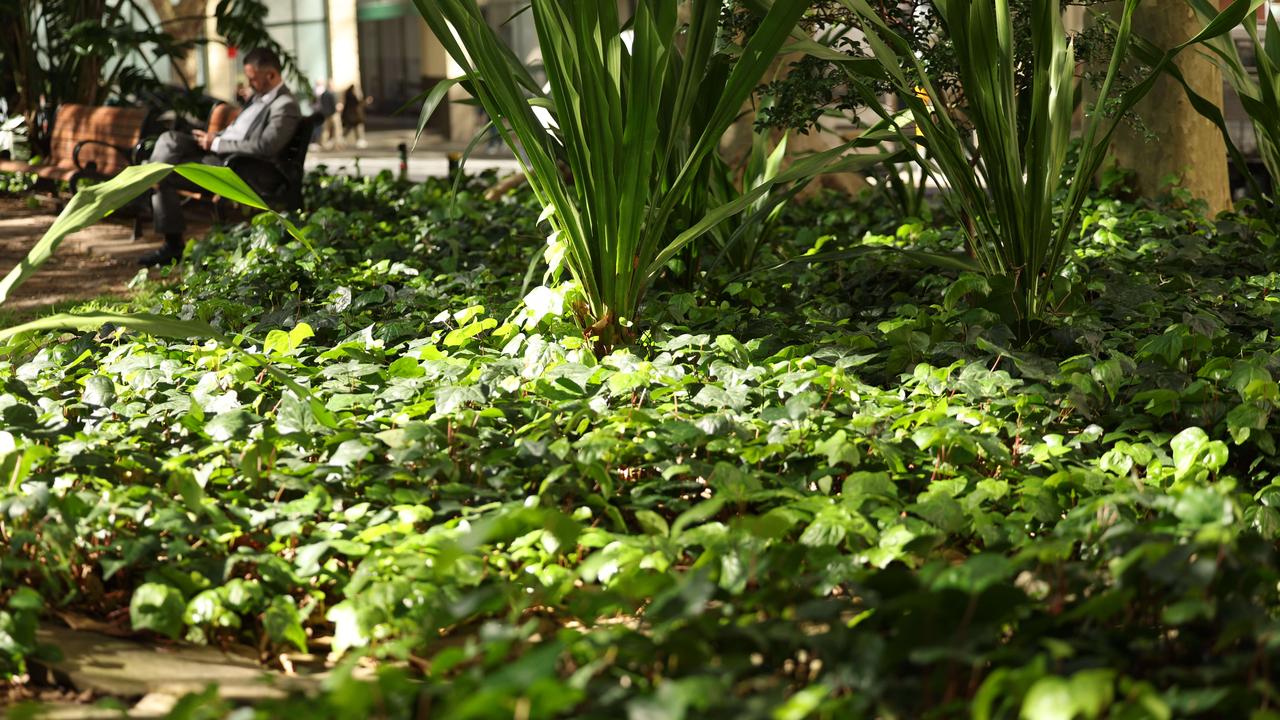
[[140, 47, 301, 266]]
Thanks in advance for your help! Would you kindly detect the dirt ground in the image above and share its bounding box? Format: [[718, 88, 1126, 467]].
[[0, 196, 181, 317]]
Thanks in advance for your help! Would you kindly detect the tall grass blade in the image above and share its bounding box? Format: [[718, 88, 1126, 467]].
[[412, 0, 819, 349]]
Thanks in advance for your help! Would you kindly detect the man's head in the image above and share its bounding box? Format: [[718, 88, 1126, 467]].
[[242, 48, 283, 95]]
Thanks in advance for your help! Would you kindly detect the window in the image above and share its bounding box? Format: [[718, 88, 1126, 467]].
[[262, 0, 332, 86]]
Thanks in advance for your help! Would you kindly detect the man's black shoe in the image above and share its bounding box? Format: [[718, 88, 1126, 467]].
[[137, 246, 182, 267]]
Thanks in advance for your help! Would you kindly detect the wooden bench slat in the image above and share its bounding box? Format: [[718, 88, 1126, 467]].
[[45, 105, 151, 177], [3, 103, 157, 192]]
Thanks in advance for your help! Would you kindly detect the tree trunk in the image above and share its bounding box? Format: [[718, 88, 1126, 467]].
[[1109, 1, 1231, 214]]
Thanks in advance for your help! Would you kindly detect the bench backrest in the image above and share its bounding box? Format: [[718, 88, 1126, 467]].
[[282, 113, 322, 170], [276, 112, 322, 210], [208, 103, 242, 136], [50, 104, 151, 176]]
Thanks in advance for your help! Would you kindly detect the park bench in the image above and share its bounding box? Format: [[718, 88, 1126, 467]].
[[132, 109, 322, 236], [206, 102, 241, 137], [0, 104, 154, 193]]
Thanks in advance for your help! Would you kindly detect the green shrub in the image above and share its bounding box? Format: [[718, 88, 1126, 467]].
[[829, 0, 1258, 333], [412, 0, 894, 350]]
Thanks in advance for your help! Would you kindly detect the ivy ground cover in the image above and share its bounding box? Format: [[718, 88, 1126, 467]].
[[4, 174, 1280, 718]]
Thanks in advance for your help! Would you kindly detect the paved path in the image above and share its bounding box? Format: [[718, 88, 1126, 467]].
[[307, 151, 521, 182], [25, 626, 337, 718], [0, 197, 168, 318], [304, 126, 523, 182]]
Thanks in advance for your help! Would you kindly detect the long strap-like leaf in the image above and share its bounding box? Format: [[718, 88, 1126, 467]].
[[0, 162, 278, 306]]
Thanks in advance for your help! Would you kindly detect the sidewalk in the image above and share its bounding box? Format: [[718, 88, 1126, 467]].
[[304, 125, 522, 182]]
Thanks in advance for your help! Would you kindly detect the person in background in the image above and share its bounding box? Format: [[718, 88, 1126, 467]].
[[341, 84, 370, 149], [314, 79, 340, 149], [234, 81, 253, 107], [139, 47, 301, 267]]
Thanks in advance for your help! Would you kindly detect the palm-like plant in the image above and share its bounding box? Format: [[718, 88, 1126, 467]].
[[413, 0, 895, 349], [831, 0, 1260, 330]]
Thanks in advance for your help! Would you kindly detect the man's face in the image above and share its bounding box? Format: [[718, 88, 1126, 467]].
[[244, 63, 279, 95]]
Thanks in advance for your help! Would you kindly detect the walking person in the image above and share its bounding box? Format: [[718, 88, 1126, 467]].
[[341, 84, 370, 149], [314, 79, 341, 149]]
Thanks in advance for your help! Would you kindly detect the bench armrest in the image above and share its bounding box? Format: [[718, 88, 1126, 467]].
[[72, 139, 133, 173], [133, 137, 155, 164]]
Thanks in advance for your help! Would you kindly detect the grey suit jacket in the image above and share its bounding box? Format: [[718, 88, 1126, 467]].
[[216, 86, 302, 158]]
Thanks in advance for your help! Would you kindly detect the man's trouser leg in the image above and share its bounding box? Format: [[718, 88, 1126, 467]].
[[149, 131, 220, 239]]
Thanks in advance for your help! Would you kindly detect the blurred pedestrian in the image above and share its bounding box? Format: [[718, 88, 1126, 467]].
[[341, 84, 370, 149], [314, 79, 341, 149]]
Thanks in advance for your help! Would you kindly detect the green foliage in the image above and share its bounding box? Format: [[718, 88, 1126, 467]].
[[699, 125, 796, 277], [0, 0, 304, 133], [0, 161, 305, 308], [739, 0, 1125, 137], [826, 0, 1260, 332], [0, 170, 37, 196], [412, 0, 894, 349], [2, 171, 1280, 716], [0, 588, 57, 678]]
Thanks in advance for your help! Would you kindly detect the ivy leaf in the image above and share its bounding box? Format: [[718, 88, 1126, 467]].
[[815, 430, 861, 468], [294, 541, 331, 578], [326, 601, 368, 656], [264, 596, 308, 653], [1229, 360, 1273, 399], [1090, 358, 1124, 400], [634, 509, 670, 537], [130, 583, 185, 639], [843, 472, 897, 501], [7, 587, 42, 612], [1067, 669, 1116, 718], [1226, 402, 1268, 444], [444, 318, 498, 347], [205, 409, 255, 442], [710, 462, 762, 502], [799, 505, 867, 547], [714, 334, 751, 365], [1138, 328, 1185, 367], [1020, 676, 1073, 720], [434, 385, 485, 415], [276, 391, 322, 435], [328, 440, 372, 467], [264, 322, 315, 356], [943, 272, 991, 310], [82, 376, 116, 407], [1171, 427, 1229, 480], [388, 356, 425, 378]]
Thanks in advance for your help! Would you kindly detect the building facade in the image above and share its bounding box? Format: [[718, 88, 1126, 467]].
[[201, 0, 361, 112]]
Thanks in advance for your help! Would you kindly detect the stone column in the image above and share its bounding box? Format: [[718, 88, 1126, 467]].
[[204, 13, 235, 101], [328, 0, 361, 92]]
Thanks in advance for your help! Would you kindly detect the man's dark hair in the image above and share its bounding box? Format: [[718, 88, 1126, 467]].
[[242, 47, 282, 72]]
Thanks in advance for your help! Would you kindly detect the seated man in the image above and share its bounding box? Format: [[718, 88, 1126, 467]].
[[140, 47, 301, 266]]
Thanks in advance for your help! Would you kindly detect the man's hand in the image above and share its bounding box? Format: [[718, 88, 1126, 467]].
[[192, 129, 213, 152]]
